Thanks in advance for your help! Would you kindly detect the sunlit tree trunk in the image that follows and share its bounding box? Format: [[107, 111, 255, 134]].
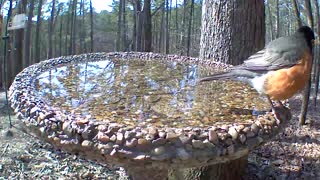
[[24, 0, 35, 67], [48, 0, 56, 59], [300, 0, 313, 125], [199, 0, 265, 65], [187, 0, 194, 56], [90, 0, 94, 52], [313, 0, 320, 106], [142, 0, 152, 52]]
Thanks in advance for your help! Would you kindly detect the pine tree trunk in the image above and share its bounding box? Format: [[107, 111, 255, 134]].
[[199, 0, 265, 65], [48, 0, 56, 59], [142, 0, 152, 52], [89, 0, 94, 52], [187, 0, 194, 56], [34, 0, 43, 63], [24, 0, 35, 68]]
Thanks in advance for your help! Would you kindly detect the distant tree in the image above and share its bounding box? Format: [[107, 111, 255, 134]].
[[34, 0, 43, 63]]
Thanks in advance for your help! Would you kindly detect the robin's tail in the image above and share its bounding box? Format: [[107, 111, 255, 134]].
[[199, 69, 259, 82]]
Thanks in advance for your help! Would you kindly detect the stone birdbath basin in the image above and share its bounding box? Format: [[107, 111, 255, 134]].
[[9, 52, 291, 180]]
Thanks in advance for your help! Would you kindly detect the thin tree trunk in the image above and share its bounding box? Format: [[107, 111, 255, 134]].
[[159, 3, 165, 52], [187, 0, 194, 56], [72, 0, 77, 54], [132, 1, 137, 51], [267, 2, 274, 40], [135, 0, 142, 52], [276, 0, 280, 38], [165, 0, 170, 54], [12, 0, 27, 86], [59, 13, 63, 57], [117, 0, 123, 51], [292, 0, 302, 27], [313, 0, 320, 106], [122, 0, 127, 51], [34, 0, 43, 63], [24, 0, 35, 67], [48, 0, 56, 59], [142, 0, 152, 52], [181, 0, 187, 54], [300, 0, 313, 125], [90, 0, 94, 52]]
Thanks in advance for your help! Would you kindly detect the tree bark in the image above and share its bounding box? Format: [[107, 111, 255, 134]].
[[292, 0, 302, 27], [23, 0, 35, 68], [187, 0, 194, 56], [89, 0, 94, 52], [276, 0, 280, 38], [48, 0, 56, 59], [313, 0, 320, 106], [299, 0, 313, 125], [34, 0, 43, 63], [12, 0, 27, 86], [117, 0, 123, 51], [142, 0, 152, 52], [199, 0, 265, 65]]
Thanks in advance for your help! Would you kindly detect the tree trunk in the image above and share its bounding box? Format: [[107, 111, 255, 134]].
[[187, 0, 194, 56], [89, 0, 94, 52], [267, 2, 274, 41], [299, 0, 313, 125], [313, 0, 320, 106], [142, 0, 152, 52], [24, 0, 35, 68], [276, 0, 280, 38], [292, 0, 302, 27], [135, 0, 142, 52], [165, 0, 170, 54], [122, 0, 127, 51], [117, 0, 123, 51], [48, 0, 56, 59], [12, 0, 27, 86], [34, 0, 43, 63], [180, 0, 187, 55], [199, 0, 265, 65]]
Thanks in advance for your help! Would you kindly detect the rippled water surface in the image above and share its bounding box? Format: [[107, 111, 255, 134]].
[[35, 58, 269, 128]]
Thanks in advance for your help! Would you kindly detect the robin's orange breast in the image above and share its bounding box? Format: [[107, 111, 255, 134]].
[[264, 51, 312, 101]]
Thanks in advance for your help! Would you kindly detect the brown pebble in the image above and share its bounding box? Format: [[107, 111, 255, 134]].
[[209, 130, 218, 144], [97, 132, 110, 143]]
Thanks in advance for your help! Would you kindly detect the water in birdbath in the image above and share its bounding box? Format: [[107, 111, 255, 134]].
[[35, 58, 270, 128]]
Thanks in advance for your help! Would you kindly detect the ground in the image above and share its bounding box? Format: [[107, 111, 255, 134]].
[[0, 91, 320, 179]]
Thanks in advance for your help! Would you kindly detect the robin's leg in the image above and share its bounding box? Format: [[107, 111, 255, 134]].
[[267, 96, 275, 109], [277, 100, 284, 108]]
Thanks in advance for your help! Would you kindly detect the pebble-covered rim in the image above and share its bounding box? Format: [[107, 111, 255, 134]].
[[9, 52, 292, 169]]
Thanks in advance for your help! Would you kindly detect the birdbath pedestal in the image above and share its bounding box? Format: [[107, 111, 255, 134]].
[[9, 52, 292, 180]]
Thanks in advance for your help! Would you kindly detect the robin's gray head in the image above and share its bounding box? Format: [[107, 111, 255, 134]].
[[297, 26, 315, 50]]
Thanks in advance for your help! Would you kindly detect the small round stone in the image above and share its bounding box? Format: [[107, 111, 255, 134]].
[[116, 132, 124, 144], [97, 132, 110, 143], [192, 140, 204, 149], [125, 138, 138, 148], [82, 140, 93, 148], [209, 130, 218, 144], [152, 146, 166, 155], [228, 127, 238, 140], [239, 134, 246, 144]]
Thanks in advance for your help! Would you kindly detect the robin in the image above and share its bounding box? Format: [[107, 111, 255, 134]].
[[200, 26, 315, 109]]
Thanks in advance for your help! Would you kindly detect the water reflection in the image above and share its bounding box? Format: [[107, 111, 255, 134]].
[[35, 58, 269, 128]]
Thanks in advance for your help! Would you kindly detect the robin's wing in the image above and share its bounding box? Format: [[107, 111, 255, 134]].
[[239, 35, 309, 72]]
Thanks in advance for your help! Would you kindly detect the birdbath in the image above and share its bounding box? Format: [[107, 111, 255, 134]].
[[9, 52, 291, 180]]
